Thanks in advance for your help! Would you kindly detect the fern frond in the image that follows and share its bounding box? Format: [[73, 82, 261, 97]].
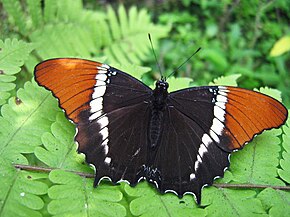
[[104, 5, 170, 64], [0, 158, 48, 217], [26, 0, 43, 28], [48, 170, 126, 216], [35, 113, 93, 173], [202, 187, 266, 216], [0, 39, 34, 105], [43, 0, 58, 23], [30, 23, 97, 59], [124, 182, 206, 216], [257, 188, 290, 216], [1, 0, 28, 34], [209, 74, 241, 86], [278, 110, 290, 184], [0, 81, 58, 164]]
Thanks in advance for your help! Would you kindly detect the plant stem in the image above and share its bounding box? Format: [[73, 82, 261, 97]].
[[14, 164, 290, 190]]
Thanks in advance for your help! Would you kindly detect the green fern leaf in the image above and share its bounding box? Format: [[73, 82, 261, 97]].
[[27, 0, 43, 28], [107, 5, 122, 41], [0, 39, 34, 105], [124, 182, 206, 216], [30, 23, 97, 59], [0, 157, 48, 217], [1, 0, 28, 34], [48, 170, 126, 216], [209, 74, 241, 86], [56, 0, 83, 22], [257, 188, 290, 216], [104, 5, 170, 64], [43, 0, 58, 22], [202, 187, 266, 216], [0, 81, 58, 164], [278, 110, 290, 184], [34, 113, 93, 173], [230, 128, 284, 185]]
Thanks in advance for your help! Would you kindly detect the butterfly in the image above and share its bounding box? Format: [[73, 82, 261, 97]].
[[34, 58, 288, 204]]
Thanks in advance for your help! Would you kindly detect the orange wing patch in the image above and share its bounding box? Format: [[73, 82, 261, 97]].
[[224, 87, 288, 150], [34, 58, 103, 123]]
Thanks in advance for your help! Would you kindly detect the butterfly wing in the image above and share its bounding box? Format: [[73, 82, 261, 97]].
[[35, 58, 152, 185], [147, 85, 287, 204]]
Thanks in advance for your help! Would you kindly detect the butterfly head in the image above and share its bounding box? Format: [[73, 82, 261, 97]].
[[155, 79, 169, 91]]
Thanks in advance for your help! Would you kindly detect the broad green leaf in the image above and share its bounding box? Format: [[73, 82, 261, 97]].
[[202, 187, 266, 216], [34, 113, 93, 173], [125, 182, 206, 217], [48, 170, 126, 217], [278, 111, 290, 184], [0, 157, 48, 217], [0, 81, 58, 164], [257, 188, 290, 217], [270, 36, 290, 57]]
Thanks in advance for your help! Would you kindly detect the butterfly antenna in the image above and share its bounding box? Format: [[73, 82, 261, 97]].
[[148, 34, 164, 80], [167, 47, 201, 79]]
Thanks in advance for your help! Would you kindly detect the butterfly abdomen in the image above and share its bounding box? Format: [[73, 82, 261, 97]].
[[149, 110, 164, 148]]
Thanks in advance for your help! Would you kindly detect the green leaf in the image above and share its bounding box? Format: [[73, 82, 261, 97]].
[[270, 36, 290, 57], [230, 129, 284, 185], [48, 170, 126, 217], [209, 74, 241, 86], [125, 182, 206, 217], [257, 188, 290, 216], [255, 87, 283, 102], [0, 81, 58, 164], [278, 111, 290, 184], [0, 39, 34, 105], [202, 187, 266, 216], [104, 5, 170, 64], [167, 76, 193, 92], [35, 113, 93, 173], [27, 0, 43, 28], [1, 0, 28, 34], [0, 157, 48, 217]]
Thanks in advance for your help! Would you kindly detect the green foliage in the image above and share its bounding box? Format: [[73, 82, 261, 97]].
[[278, 110, 290, 184], [0, 158, 48, 217], [0, 0, 289, 216], [124, 182, 206, 216], [0, 81, 58, 164], [257, 188, 290, 216], [34, 113, 92, 173], [0, 39, 34, 105], [48, 170, 126, 217], [202, 188, 266, 216]]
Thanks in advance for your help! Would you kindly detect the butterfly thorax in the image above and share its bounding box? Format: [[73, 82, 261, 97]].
[[148, 80, 169, 148]]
